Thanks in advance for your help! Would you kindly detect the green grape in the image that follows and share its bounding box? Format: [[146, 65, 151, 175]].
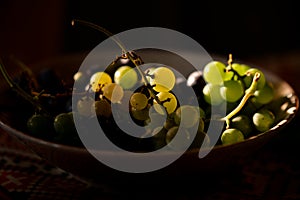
[[27, 114, 53, 136], [221, 128, 244, 145], [230, 115, 253, 137], [220, 80, 244, 102], [150, 66, 176, 92], [130, 106, 150, 121], [93, 99, 112, 118], [199, 106, 206, 119], [163, 118, 177, 130], [202, 83, 224, 105], [153, 92, 178, 114], [253, 108, 275, 132], [145, 108, 167, 129], [203, 61, 233, 85], [174, 105, 199, 128], [244, 68, 266, 89], [165, 126, 190, 150], [114, 66, 138, 89], [54, 112, 77, 137], [252, 82, 274, 104], [102, 83, 124, 103], [231, 63, 250, 76], [89, 71, 112, 92], [73, 71, 88, 90], [130, 92, 148, 110], [197, 117, 205, 133], [77, 96, 95, 117], [118, 90, 132, 112], [190, 129, 209, 149], [150, 126, 167, 149]]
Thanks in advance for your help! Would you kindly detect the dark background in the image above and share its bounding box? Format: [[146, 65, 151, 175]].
[[0, 0, 299, 64]]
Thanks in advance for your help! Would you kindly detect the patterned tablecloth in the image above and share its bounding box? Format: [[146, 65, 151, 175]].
[[1, 52, 300, 200]]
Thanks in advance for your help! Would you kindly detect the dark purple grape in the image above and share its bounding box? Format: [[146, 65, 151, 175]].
[[186, 70, 207, 107], [104, 51, 143, 79], [37, 68, 65, 94]]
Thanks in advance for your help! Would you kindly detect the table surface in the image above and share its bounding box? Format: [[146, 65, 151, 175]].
[[1, 51, 300, 200]]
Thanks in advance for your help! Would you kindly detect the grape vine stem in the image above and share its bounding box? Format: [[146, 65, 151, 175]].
[[72, 19, 163, 105], [0, 58, 48, 113], [222, 72, 260, 129]]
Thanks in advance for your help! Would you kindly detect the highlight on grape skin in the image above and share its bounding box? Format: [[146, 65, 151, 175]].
[[149, 66, 176, 92], [114, 66, 138, 89]]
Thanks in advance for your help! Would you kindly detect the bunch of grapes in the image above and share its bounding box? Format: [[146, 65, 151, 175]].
[[201, 55, 275, 145], [71, 52, 208, 151]]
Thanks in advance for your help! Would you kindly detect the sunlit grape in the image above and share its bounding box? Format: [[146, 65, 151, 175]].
[[221, 128, 244, 145], [102, 83, 124, 103], [114, 66, 138, 89], [203, 61, 233, 85], [150, 66, 176, 92], [174, 105, 199, 128], [89, 71, 112, 92], [231, 63, 250, 76], [220, 80, 244, 102], [153, 92, 177, 114], [202, 83, 224, 105]]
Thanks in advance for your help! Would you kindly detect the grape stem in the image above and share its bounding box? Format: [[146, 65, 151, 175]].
[[125, 53, 162, 104], [227, 53, 233, 67], [225, 54, 248, 89], [71, 19, 127, 54], [222, 72, 261, 129], [0, 58, 48, 113], [10, 55, 39, 89], [72, 19, 163, 105]]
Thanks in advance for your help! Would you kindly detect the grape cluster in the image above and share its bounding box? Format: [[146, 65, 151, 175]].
[[71, 52, 207, 151], [201, 56, 275, 145]]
